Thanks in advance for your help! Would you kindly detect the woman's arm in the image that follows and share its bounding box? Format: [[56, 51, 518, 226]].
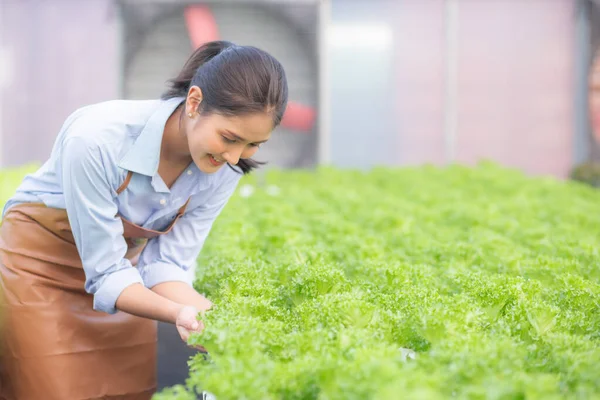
[[115, 282, 183, 324], [116, 283, 204, 347], [61, 136, 152, 315], [151, 281, 213, 313], [137, 169, 242, 308]]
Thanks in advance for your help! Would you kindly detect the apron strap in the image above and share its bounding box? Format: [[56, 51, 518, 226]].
[[176, 197, 192, 216], [116, 171, 133, 195]]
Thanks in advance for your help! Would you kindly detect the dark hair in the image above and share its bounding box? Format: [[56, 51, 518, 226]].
[[162, 40, 289, 174]]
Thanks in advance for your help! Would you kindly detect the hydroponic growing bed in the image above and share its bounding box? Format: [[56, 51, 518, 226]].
[[3, 163, 600, 399]]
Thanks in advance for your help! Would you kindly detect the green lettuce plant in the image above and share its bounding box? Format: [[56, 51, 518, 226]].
[[2, 162, 599, 399]]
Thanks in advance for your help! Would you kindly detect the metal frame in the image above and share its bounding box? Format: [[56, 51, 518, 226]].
[[317, 0, 330, 165], [574, 0, 594, 165]]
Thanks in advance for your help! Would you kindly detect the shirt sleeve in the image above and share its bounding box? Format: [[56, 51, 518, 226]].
[[60, 136, 144, 314], [137, 171, 241, 288]]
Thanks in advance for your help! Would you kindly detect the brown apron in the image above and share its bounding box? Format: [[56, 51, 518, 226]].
[[0, 171, 191, 400]]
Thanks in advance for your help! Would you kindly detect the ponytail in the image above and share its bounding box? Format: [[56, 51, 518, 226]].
[[161, 40, 235, 100], [161, 40, 287, 175]]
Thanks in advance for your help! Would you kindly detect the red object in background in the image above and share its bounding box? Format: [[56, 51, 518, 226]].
[[184, 5, 316, 133], [281, 101, 316, 132], [184, 5, 219, 48]]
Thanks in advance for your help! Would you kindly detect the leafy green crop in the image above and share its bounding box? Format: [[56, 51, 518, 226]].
[[2, 162, 599, 399], [0, 164, 37, 214]]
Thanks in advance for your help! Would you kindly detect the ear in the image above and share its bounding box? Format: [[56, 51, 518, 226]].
[[186, 86, 203, 115]]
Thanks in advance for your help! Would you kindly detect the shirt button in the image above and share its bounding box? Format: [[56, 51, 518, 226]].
[[160, 199, 166, 206], [187, 170, 192, 175]]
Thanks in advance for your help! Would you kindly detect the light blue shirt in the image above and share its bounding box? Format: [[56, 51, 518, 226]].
[[3, 96, 242, 314]]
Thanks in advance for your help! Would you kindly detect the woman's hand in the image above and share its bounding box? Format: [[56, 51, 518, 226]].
[[175, 305, 207, 351]]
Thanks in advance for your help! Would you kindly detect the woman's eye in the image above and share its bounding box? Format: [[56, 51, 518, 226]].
[[221, 135, 236, 143]]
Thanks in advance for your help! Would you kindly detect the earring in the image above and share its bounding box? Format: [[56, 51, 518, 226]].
[[188, 112, 194, 118]]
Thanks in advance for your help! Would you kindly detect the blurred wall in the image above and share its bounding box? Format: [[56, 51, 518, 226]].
[[392, 0, 446, 167], [453, 0, 574, 177], [0, 0, 591, 179], [328, 0, 398, 168], [0, 0, 120, 167], [328, 0, 577, 177]]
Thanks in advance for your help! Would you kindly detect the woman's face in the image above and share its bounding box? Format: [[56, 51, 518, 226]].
[[184, 93, 274, 174]]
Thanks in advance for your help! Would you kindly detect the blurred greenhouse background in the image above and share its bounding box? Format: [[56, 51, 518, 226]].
[[1, 0, 600, 178]]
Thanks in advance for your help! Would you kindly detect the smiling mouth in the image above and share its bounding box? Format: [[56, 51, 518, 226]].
[[208, 154, 225, 166]]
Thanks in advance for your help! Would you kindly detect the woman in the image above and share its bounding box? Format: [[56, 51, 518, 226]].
[[0, 40, 288, 399]]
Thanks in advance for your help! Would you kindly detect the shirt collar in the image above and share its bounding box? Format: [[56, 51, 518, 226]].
[[118, 96, 185, 177]]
